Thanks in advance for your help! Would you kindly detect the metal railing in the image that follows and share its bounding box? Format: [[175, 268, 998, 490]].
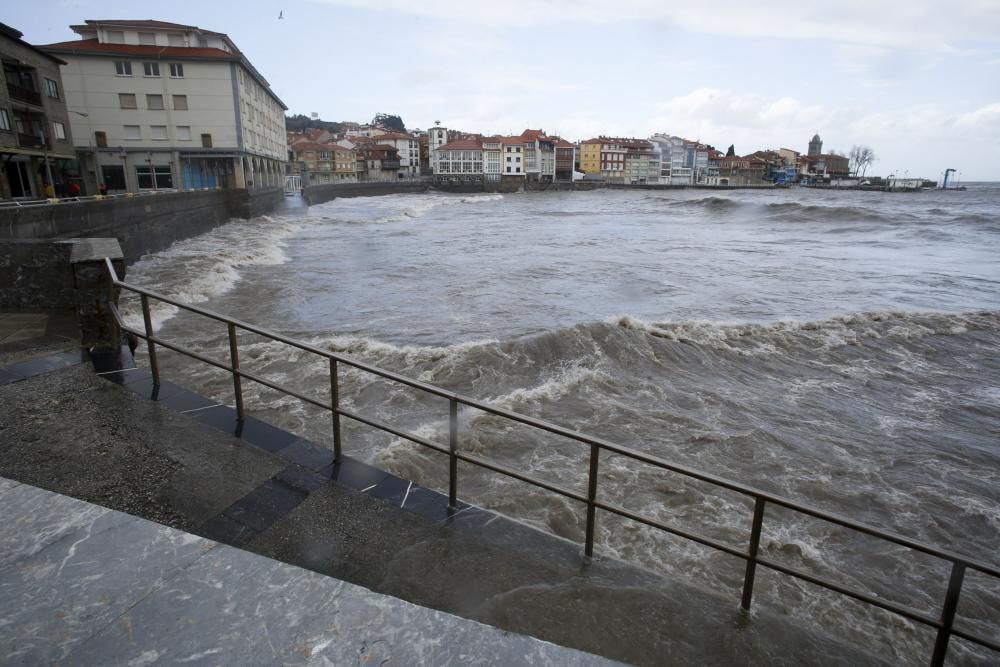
[[104, 258, 999, 666], [6, 82, 42, 106], [16, 132, 47, 149], [0, 189, 183, 209]]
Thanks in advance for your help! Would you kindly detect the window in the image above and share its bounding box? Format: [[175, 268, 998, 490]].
[[95, 131, 107, 147], [103, 165, 125, 190], [169, 63, 184, 78], [114, 61, 132, 76], [168, 34, 185, 47], [172, 94, 188, 110], [176, 126, 191, 141], [143, 62, 160, 77], [107, 30, 125, 44], [119, 93, 137, 109], [136, 165, 173, 189], [201, 133, 212, 148], [0, 109, 9, 131], [150, 125, 167, 140], [53, 121, 66, 140], [138, 32, 156, 45], [146, 94, 164, 110], [124, 125, 141, 140], [44, 78, 59, 99]]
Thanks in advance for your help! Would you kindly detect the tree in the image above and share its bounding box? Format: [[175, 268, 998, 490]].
[[726, 144, 735, 157], [372, 113, 406, 132], [849, 145, 876, 177], [285, 114, 344, 134]]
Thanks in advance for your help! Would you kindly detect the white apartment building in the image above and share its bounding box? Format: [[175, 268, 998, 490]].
[[649, 134, 690, 185], [42, 19, 286, 193], [483, 138, 502, 182], [501, 137, 524, 176], [371, 132, 420, 178], [433, 139, 484, 179]]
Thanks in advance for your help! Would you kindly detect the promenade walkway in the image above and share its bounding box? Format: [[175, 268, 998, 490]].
[[0, 347, 886, 666], [0, 477, 616, 665]]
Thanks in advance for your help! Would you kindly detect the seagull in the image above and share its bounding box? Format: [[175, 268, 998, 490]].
[[278, 10, 283, 19]]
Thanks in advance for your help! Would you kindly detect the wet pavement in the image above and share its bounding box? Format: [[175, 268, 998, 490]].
[[0, 349, 887, 666], [0, 478, 616, 666]]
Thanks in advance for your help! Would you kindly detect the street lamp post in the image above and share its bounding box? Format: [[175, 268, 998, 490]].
[[146, 151, 156, 191], [67, 110, 98, 194], [38, 128, 54, 196], [119, 147, 130, 193]]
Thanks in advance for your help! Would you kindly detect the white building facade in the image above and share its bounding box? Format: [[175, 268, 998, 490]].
[[433, 139, 484, 181], [429, 124, 448, 174], [42, 19, 287, 193], [372, 132, 420, 178]]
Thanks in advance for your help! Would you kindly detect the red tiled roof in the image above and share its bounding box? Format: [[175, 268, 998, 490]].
[[41, 38, 234, 59], [580, 138, 604, 145], [374, 132, 414, 140], [437, 139, 483, 151]]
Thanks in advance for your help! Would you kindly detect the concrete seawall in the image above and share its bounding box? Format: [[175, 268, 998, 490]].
[[303, 181, 431, 206], [0, 187, 284, 264]]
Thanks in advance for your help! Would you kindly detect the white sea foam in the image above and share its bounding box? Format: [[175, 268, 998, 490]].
[[121, 215, 301, 330], [318, 192, 504, 225], [606, 310, 998, 358]]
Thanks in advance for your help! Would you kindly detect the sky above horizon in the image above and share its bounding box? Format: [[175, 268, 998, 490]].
[[9, 1, 1000, 180]]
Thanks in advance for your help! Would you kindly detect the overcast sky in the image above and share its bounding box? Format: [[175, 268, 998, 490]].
[[10, 1, 1000, 180]]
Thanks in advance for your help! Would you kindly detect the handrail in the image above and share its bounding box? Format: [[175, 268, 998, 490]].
[[103, 258, 999, 665], [0, 189, 184, 209]]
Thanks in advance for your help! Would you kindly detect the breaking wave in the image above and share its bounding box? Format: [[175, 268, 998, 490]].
[[316, 192, 505, 224], [121, 215, 300, 330]]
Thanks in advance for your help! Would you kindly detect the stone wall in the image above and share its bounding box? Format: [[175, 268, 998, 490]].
[[0, 188, 284, 264], [0, 240, 76, 308], [230, 187, 285, 219], [0, 238, 125, 349]]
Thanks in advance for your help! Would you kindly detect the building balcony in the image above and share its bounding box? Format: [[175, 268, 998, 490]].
[[7, 82, 42, 107], [382, 160, 401, 170], [17, 132, 48, 149]]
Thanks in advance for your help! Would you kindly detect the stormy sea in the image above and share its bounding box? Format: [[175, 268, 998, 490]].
[[123, 185, 1000, 664]]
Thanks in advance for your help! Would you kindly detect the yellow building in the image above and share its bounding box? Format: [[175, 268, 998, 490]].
[[579, 138, 602, 175], [333, 146, 357, 181]]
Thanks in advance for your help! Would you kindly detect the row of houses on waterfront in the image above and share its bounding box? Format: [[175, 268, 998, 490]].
[[289, 120, 851, 190], [578, 133, 848, 186]]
